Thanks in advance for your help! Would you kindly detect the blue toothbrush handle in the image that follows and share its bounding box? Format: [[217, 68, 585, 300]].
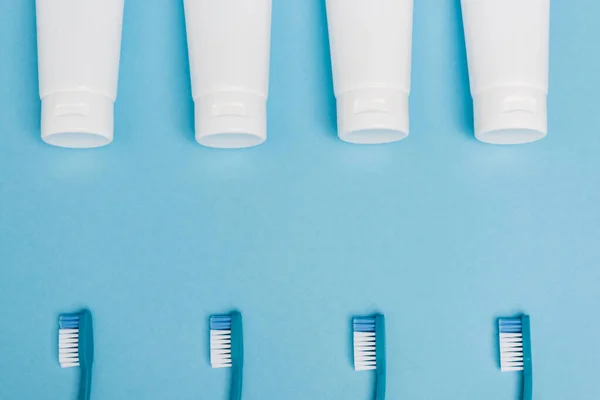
[[229, 311, 244, 400], [375, 314, 386, 400], [230, 366, 243, 400], [523, 370, 533, 400], [375, 368, 386, 400], [79, 367, 92, 400], [521, 315, 533, 400]]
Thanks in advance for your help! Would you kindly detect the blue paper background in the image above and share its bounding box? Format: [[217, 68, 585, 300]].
[[1, 1, 599, 399]]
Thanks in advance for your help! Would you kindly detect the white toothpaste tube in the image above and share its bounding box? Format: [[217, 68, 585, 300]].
[[36, 0, 125, 148], [327, 0, 414, 144], [462, 0, 551, 144], [184, 0, 272, 148]]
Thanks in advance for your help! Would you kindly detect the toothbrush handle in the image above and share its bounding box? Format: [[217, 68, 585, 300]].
[[375, 369, 386, 400], [521, 315, 533, 400], [79, 367, 92, 400], [523, 370, 533, 400], [374, 314, 386, 400], [230, 366, 243, 400]]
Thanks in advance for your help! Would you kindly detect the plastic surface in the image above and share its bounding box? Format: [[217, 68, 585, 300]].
[[41, 91, 114, 148], [327, 0, 414, 144], [521, 315, 533, 400], [36, 0, 124, 148], [230, 311, 244, 400], [78, 309, 94, 400], [375, 314, 386, 400], [461, 0, 550, 145], [184, 0, 272, 149], [336, 88, 409, 145], [194, 92, 266, 149]]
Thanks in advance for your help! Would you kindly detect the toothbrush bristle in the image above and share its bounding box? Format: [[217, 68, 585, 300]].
[[353, 317, 377, 371], [499, 318, 524, 372], [58, 314, 80, 368], [210, 315, 232, 369]]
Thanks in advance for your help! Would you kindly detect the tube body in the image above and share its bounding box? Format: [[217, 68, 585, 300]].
[[327, 0, 414, 144], [36, 0, 124, 148], [185, 0, 272, 149], [462, 0, 550, 144]]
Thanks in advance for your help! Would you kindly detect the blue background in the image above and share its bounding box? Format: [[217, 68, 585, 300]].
[[1, 1, 599, 399]]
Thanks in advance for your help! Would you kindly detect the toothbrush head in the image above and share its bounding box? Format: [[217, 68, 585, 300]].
[[353, 314, 385, 372], [499, 316, 527, 372], [58, 309, 94, 369], [210, 312, 243, 369], [210, 315, 232, 368], [353, 317, 377, 371]]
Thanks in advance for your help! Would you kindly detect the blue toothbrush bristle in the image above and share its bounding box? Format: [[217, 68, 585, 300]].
[[59, 314, 80, 329], [58, 314, 80, 368], [210, 316, 232, 331], [499, 318, 524, 372], [354, 318, 376, 332], [353, 317, 377, 371], [210, 315, 233, 369], [499, 318, 522, 333]]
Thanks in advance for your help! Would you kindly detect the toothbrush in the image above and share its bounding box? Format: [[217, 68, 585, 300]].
[[210, 311, 244, 400], [353, 314, 386, 400], [58, 309, 94, 400], [499, 315, 533, 400]]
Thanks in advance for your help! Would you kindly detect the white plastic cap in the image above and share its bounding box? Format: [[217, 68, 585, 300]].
[[473, 87, 547, 145], [194, 91, 267, 149], [336, 88, 409, 144], [41, 91, 114, 148]]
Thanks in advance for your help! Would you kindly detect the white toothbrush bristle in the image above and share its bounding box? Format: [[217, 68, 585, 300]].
[[210, 330, 232, 368], [58, 318, 80, 368]]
